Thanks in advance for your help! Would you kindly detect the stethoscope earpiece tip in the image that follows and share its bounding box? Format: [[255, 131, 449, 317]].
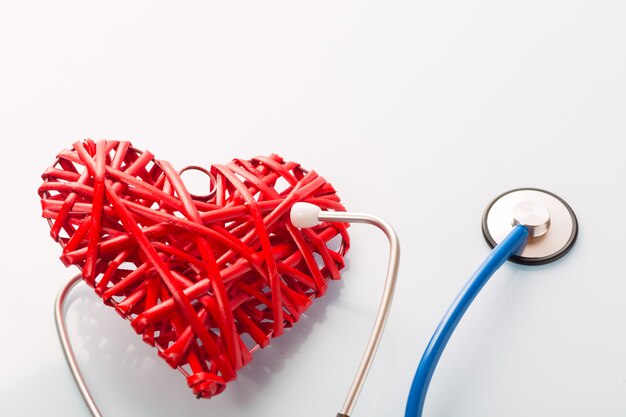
[[290, 202, 322, 228]]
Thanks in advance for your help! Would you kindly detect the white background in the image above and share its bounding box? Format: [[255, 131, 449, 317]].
[[1, 1, 625, 416]]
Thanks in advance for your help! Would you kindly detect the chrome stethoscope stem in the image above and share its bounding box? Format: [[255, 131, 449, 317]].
[[55, 273, 103, 417], [317, 211, 400, 417], [54, 208, 400, 417]]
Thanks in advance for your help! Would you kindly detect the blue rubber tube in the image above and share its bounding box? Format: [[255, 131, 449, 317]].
[[405, 224, 529, 417]]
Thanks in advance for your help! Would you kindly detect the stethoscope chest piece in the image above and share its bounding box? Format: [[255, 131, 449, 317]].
[[407, 187, 579, 417], [482, 188, 578, 265]]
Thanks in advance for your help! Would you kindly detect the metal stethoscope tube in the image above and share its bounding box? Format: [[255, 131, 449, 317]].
[[316, 211, 400, 417], [55, 273, 104, 417], [54, 205, 401, 417]]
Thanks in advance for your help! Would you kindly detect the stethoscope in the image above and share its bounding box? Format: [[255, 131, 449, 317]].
[[405, 187, 578, 417], [54, 187, 577, 417]]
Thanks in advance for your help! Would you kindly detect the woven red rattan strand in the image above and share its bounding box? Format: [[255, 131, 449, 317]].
[[39, 139, 350, 398]]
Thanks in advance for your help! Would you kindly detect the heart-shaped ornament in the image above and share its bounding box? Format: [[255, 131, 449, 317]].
[[39, 139, 350, 398]]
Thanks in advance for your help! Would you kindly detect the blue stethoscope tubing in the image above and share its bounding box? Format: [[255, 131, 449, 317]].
[[405, 224, 530, 417]]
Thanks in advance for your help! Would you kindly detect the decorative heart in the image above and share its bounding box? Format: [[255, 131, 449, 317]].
[[39, 140, 350, 398]]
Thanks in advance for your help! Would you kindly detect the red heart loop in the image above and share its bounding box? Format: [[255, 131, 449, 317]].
[[39, 139, 350, 398]]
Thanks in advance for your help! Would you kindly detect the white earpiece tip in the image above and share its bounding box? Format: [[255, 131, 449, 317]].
[[290, 202, 322, 228]]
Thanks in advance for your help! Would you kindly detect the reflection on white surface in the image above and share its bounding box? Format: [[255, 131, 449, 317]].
[[59, 265, 381, 417]]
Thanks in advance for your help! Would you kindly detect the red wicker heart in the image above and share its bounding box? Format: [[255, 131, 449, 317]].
[[39, 139, 350, 398]]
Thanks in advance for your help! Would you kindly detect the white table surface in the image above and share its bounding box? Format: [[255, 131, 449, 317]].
[[1, 1, 625, 416]]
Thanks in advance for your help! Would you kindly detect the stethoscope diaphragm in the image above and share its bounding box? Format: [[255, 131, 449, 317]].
[[481, 188, 578, 265]]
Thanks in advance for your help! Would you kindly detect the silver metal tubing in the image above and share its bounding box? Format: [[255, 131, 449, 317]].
[[317, 211, 401, 417], [55, 273, 103, 417], [54, 211, 400, 417]]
